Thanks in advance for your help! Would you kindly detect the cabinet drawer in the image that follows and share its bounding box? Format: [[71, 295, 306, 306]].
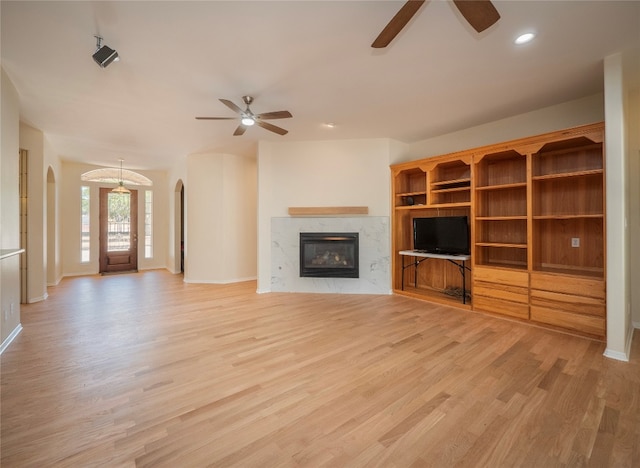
[[531, 306, 605, 337], [474, 267, 529, 288], [473, 281, 528, 304], [474, 296, 529, 320], [530, 289, 605, 317], [530, 272, 605, 299]]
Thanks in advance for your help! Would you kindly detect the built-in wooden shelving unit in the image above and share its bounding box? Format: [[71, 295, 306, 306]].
[[391, 122, 606, 339]]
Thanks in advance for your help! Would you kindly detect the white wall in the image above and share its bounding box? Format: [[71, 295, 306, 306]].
[[399, 93, 605, 164], [61, 161, 169, 276], [1, 68, 22, 347], [630, 90, 640, 329], [257, 138, 392, 293], [20, 124, 46, 302], [603, 48, 640, 361], [185, 152, 257, 283], [623, 50, 640, 330], [18, 124, 63, 296]]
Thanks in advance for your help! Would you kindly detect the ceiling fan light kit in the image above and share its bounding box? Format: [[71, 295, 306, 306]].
[[196, 95, 293, 136]]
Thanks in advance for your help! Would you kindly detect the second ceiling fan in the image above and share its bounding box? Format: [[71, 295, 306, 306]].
[[196, 96, 292, 136], [372, 0, 500, 48]]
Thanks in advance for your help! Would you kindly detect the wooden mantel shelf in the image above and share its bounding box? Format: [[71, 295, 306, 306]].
[[288, 206, 369, 216]]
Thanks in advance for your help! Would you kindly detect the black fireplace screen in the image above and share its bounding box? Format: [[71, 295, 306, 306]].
[[299, 232, 359, 278]]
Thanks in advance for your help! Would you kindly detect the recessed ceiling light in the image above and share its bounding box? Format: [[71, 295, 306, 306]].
[[515, 32, 535, 45], [324, 122, 336, 128]]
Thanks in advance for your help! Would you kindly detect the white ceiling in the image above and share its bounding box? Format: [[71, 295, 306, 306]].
[[2, 1, 639, 171]]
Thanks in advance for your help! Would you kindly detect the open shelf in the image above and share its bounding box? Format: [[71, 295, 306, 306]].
[[431, 185, 471, 194], [431, 178, 471, 189], [533, 214, 604, 220], [394, 168, 426, 208], [475, 150, 526, 187], [532, 168, 603, 181], [428, 202, 471, 209], [430, 161, 471, 205], [533, 175, 603, 218], [533, 139, 603, 177], [477, 216, 527, 221], [475, 182, 527, 191], [476, 187, 527, 218], [532, 217, 604, 278], [395, 190, 427, 207], [476, 242, 528, 249]]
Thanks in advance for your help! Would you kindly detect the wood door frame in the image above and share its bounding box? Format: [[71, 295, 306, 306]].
[[99, 188, 138, 273]]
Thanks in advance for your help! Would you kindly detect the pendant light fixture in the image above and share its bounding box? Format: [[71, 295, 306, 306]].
[[112, 159, 130, 194]]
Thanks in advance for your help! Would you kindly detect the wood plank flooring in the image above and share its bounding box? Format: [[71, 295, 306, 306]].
[[2, 270, 639, 467]]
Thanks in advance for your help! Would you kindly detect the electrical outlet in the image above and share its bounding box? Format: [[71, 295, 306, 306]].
[[571, 237, 580, 248]]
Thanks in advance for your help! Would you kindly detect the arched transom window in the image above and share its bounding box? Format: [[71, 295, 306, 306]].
[[81, 168, 153, 186]]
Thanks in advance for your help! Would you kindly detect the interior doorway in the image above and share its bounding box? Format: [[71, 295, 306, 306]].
[[99, 188, 138, 274]]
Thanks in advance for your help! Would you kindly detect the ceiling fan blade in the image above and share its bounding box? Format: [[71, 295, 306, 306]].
[[255, 110, 293, 120], [233, 125, 247, 136], [372, 0, 426, 48], [256, 120, 288, 135], [195, 117, 236, 120], [453, 0, 500, 33], [219, 98, 244, 114]]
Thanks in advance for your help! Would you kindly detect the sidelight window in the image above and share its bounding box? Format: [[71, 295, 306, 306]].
[[145, 190, 153, 258], [81, 186, 90, 262]]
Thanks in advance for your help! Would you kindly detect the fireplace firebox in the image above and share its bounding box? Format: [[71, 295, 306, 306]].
[[299, 232, 359, 278]]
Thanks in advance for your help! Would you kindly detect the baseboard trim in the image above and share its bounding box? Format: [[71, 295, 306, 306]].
[[603, 325, 634, 362], [183, 276, 257, 285], [0, 324, 23, 355], [47, 276, 62, 287], [603, 348, 629, 362], [28, 293, 48, 303]]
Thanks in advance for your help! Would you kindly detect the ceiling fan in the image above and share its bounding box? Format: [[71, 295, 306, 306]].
[[195, 96, 293, 136], [372, 0, 500, 48]]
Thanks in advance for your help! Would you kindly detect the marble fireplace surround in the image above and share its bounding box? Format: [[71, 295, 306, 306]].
[[271, 216, 391, 294]]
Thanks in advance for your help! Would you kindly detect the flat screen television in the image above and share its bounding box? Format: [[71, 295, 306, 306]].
[[413, 216, 470, 255]]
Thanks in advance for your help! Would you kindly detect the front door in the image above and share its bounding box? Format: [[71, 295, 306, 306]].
[[99, 188, 138, 273]]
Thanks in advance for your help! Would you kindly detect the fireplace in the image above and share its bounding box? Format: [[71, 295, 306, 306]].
[[299, 232, 359, 278]]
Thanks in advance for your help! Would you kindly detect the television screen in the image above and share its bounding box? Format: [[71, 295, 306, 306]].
[[413, 216, 470, 255]]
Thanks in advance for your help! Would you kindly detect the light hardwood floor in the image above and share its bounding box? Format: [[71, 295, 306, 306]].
[[2, 270, 639, 467]]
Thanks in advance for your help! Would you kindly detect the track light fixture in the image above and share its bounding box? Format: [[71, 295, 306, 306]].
[[93, 35, 119, 68]]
